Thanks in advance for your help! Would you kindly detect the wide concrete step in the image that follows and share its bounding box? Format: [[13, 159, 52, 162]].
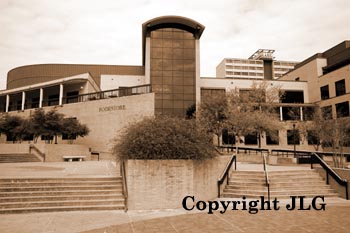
[[0, 177, 121, 183], [0, 185, 122, 192], [223, 188, 337, 196], [0, 205, 125, 214], [0, 181, 121, 187], [0, 154, 41, 163], [0, 199, 124, 209], [0, 189, 122, 197], [0, 194, 124, 203]]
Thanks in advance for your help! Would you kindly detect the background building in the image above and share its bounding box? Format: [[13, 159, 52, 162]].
[[216, 49, 298, 80]]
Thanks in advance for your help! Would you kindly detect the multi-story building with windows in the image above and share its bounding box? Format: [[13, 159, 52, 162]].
[[279, 41, 350, 120], [216, 49, 298, 79]]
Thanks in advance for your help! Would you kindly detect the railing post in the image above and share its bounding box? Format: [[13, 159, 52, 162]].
[[346, 183, 349, 200], [326, 172, 329, 185]]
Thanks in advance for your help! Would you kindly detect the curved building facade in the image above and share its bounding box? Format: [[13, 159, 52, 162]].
[[7, 64, 144, 90]]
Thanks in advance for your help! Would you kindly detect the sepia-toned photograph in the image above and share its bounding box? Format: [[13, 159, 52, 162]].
[[0, 0, 350, 232]]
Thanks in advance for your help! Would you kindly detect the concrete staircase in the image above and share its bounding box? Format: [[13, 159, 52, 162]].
[[0, 177, 125, 214], [0, 153, 41, 163], [222, 169, 339, 199]]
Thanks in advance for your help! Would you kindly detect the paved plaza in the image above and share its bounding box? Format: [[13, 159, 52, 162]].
[[0, 197, 349, 233]]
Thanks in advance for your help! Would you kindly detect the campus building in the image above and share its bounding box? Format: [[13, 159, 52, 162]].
[[0, 15, 349, 155], [216, 49, 298, 79]]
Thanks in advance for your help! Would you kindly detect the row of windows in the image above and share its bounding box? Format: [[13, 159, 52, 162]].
[[226, 65, 263, 70], [226, 71, 263, 76], [320, 79, 346, 100], [151, 39, 195, 49], [150, 59, 195, 72], [226, 59, 263, 64], [274, 62, 298, 66], [6, 134, 76, 142], [151, 47, 195, 59], [321, 101, 350, 119], [222, 130, 321, 146], [151, 29, 195, 40], [151, 76, 195, 86]]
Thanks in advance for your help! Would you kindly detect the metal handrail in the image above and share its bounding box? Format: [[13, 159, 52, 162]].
[[217, 154, 236, 198], [120, 160, 128, 212], [310, 152, 348, 200], [263, 153, 270, 201], [219, 146, 269, 155], [29, 144, 46, 162], [271, 149, 350, 158]]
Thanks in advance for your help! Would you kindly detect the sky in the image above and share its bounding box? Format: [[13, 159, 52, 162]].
[[0, 0, 349, 90]]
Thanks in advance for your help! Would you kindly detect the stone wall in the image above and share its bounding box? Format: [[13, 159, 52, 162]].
[[126, 156, 230, 210], [0, 144, 29, 154], [1, 93, 155, 153]]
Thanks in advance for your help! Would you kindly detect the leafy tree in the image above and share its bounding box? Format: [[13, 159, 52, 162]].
[[43, 109, 64, 144], [61, 118, 90, 144], [197, 93, 228, 146], [198, 81, 282, 149], [0, 114, 26, 143], [30, 109, 46, 143], [114, 115, 216, 160], [298, 107, 350, 168]]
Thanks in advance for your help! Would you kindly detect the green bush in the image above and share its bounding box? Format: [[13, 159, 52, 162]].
[[113, 116, 216, 160]]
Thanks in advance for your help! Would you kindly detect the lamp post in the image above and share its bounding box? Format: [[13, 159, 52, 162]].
[[293, 123, 296, 158]]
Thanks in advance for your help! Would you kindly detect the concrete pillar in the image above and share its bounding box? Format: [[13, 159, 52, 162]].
[[5, 94, 9, 112], [279, 106, 283, 121], [300, 107, 304, 121], [145, 37, 151, 85], [39, 88, 43, 108], [59, 84, 63, 105], [21, 91, 26, 111]]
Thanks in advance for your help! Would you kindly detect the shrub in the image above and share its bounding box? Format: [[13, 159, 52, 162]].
[[114, 116, 216, 160]]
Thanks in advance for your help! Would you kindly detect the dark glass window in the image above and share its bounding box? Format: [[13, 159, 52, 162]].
[[320, 85, 329, 100], [266, 131, 279, 145], [31, 97, 40, 108], [307, 130, 319, 145], [321, 106, 332, 120], [222, 129, 235, 145], [66, 91, 79, 104], [335, 79, 346, 96], [336, 101, 350, 118], [287, 129, 300, 145], [280, 91, 304, 103], [245, 132, 257, 145], [48, 94, 59, 106], [149, 28, 196, 117], [41, 135, 54, 141]]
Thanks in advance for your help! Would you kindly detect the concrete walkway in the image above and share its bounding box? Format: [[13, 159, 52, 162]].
[[0, 197, 349, 233]]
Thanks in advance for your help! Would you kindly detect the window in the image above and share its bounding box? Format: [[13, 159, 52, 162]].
[[321, 106, 332, 120], [66, 91, 79, 104], [244, 132, 257, 145], [320, 85, 329, 100], [41, 135, 54, 141], [287, 129, 300, 145], [335, 79, 346, 96], [266, 131, 279, 145], [222, 129, 235, 145], [280, 91, 304, 103], [336, 101, 350, 118], [307, 130, 319, 145]]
